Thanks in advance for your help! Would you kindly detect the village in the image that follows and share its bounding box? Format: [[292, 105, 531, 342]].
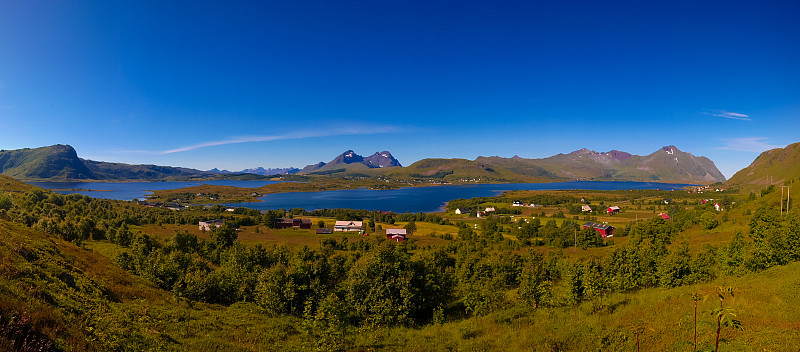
[[171, 188, 732, 254]]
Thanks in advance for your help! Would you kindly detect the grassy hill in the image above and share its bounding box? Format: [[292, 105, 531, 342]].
[[0, 175, 38, 192], [726, 142, 800, 193], [0, 145, 95, 180]]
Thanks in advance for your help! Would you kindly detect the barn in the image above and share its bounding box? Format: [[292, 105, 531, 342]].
[[582, 222, 615, 237]]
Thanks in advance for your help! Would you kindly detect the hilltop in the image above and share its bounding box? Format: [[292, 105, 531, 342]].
[[726, 142, 800, 193]]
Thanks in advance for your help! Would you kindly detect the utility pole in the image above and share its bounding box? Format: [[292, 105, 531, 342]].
[[781, 185, 791, 216]]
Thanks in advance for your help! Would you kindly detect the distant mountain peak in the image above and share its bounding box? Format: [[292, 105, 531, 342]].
[[365, 151, 401, 168], [300, 150, 401, 173]]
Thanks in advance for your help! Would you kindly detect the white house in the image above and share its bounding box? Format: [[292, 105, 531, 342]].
[[199, 219, 224, 231], [334, 221, 363, 232], [455, 208, 470, 215], [485, 207, 496, 213], [581, 205, 592, 212]]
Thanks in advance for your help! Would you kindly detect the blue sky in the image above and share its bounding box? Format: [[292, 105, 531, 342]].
[[1, 1, 798, 178]]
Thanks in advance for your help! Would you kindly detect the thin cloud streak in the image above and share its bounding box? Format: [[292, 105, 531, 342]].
[[716, 137, 781, 153], [159, 126, 405, 154], [703, 110, 751, 121]]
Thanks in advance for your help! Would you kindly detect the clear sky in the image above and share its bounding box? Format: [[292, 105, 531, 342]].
[[1, 1, 798, 178]]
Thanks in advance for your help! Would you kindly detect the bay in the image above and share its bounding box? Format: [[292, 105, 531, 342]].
[[224, 181, 695, 213], [27, 180, 281, 201]]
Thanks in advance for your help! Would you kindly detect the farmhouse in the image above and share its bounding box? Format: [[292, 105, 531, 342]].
[[485, 207, 496, 213], [334, 221, 363, 232], [512, 201, 524, 207], [455, 208, 470, 215], [199, 219, 224, 231], [607, 206, 620, 214], [386, 228, 408, 242], [582, 222, 615, 237], [274, 218, 312, 229], [581, 205, 593, 212]]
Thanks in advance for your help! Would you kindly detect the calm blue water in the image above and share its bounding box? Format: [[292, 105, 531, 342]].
[[224, 181, 695, 213], [28, 180, 282, 201]]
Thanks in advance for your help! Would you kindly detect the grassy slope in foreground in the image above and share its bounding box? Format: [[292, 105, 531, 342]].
[[1, 215, 799, 351], [0, 220, 311, 351]]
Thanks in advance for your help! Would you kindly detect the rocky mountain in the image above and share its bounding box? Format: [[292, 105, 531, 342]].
[[364, 151, 402, 168], [535, 145, 726, 183], [300, 150, 402, 174], [726, 142, 800, 192]]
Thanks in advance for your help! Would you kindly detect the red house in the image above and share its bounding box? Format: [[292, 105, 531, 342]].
[[386, 228, 408, 242], [582, 222, 615, 237]]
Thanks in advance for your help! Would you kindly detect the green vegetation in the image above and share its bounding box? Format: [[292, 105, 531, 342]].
[[2, 175, 800, 351], [726, 141, 800, 193]]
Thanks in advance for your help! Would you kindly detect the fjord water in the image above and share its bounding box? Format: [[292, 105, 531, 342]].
[[29, 180, 694, 213], [224, 181, 695, 213], [28, 180, 281, 201]]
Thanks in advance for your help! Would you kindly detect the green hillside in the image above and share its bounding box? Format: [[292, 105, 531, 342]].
[[0, 145, 95, 180], [82, 159, 218, 181], [0, 175, 39, 192], [726, 142, 800, 193]]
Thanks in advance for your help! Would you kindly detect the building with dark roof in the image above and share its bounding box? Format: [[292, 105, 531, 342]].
[[582, 222, 615, 237]]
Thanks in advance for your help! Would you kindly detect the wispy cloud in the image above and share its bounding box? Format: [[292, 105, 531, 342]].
[[716, 137, 782, 153], [703, 110, 751, 121], [159, 125, 406, 154]]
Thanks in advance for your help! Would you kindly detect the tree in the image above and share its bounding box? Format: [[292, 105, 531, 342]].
[[317, 220, 326, 229], [210, 224, 238, 249], [404, 220, 417, 234], [518, 252, 553, 308]]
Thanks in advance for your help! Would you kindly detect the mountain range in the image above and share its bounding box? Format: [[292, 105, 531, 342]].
[[300, 150, 402, 174], [0, 144, 727, 183], [0, 145, 261, 181], [207, 167, 300, 176], [379, 146, 726, 183]]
